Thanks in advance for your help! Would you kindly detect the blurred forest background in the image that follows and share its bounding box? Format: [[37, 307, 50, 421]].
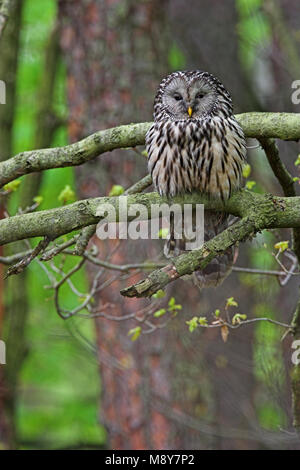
[[0, 0, 300, 450]]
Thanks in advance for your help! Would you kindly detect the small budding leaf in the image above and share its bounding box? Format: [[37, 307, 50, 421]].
[[154, 308, 167, 318], [226, 297, 238, 308], [128, 326, 142, 341], [109, 184, 124, 197], [245, 180, 256, 190], [158, 228, 169, 239], [33, 196, 43, 205], [58, 185, 76, 204], [186, 317, 199, 333], [152, 289, 166, 299], [3, 180, 21, 192], [293, 177, 300, 182], [198, 316, 208, 325], [232, 313, 247, 325], [168, 297, 182, 312], [214, 309, 220, 318], [242, 163, 251, 179], [274, 240, 289, 253], [294, 155, 300, 166]]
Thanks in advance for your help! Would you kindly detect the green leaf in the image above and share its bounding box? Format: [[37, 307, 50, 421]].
[[154, 308, 167, 318], [58, 185, 76, 204], [168, 44, 186, 70], [168, 297, 182, 312], [108, 184, 124, 197], [294, 155, 300, 166], [33, 195, 43, 205], [152, 289, 166, 299], [3, 179, 21, 192], [226, 297, 238, 308], [158, 228, 169, 239], [186, 317, 199, 333], [198, 316, 208, 325], [214, 309, 220, 318], [128, 326, 142, 341], [274, 240, 289, 253], [242, 163, 251, 178], [245, 180, 256, 190], [232, 313, 247, 325]]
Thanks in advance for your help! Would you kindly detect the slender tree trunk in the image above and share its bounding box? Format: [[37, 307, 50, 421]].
[[0, 0, 23, 449], [0, 11, 60, 447]]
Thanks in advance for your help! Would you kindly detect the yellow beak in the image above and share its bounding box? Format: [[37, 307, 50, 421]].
[[188, 106, 193, 117]]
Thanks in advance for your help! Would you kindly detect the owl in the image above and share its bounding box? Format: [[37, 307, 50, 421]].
[[146, 70, 247, 288]]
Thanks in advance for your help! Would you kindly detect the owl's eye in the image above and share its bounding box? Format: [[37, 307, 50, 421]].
[[196, 92, 205, 99], [173, 93, 183, 101]]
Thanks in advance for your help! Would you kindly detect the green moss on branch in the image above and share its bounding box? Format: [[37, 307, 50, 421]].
[[1, 113, 300, 188]]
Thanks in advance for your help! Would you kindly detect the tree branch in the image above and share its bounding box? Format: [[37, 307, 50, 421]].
[[1, 190, 300, 247], [120, 215, 263, 298], [1, 113, 300, 189]]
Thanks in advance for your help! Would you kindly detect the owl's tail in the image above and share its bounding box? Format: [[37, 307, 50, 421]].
[[164, 210, 235, 289]]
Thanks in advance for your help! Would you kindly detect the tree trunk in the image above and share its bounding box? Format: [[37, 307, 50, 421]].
[[0, 0, 23, 449]]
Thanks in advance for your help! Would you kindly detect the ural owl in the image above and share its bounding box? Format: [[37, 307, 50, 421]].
[[146, 70, 247, 288]]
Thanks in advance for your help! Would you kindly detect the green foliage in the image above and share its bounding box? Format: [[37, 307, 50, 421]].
[[226, 296, 238, 308], [108, 184, 124, 197], [186, 316, 200, 333], [232, 313, 247, 325], [242, 163, 252, 178], [153, 308, 167, 318], [128, 326, 142, 341], [58, 184, 76, 204], [168, 43, 186, 70], [151, 289, 166, 299], [236, 0, 271, 69], [3, 179, 21, 192], [33, 195, 43, 205], [294, 155, 300, 166], [158, 227, 169, 239], [167, 296, 182, 313], [245, 180, 256, 190], [274, 240, 289, 253]]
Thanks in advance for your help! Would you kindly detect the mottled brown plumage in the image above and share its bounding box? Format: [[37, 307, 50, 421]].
[[146, 70, 247, 288]]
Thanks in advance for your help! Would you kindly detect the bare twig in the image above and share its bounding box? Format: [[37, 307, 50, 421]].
[[4, 236, 51, 278]]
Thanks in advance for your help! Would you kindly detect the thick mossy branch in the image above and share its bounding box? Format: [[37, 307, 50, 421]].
[[0, 122, 151, 187], [120, 190, 300, 297], [1, 112, 300, 188], [259, 137, 300, 265], [1, 189, 300, 247]]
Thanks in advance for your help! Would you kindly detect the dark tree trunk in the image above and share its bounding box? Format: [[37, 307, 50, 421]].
[[58, 0, 177, 449]]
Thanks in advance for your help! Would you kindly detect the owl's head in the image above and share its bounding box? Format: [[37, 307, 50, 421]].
[[153, 70, 233, 122]]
